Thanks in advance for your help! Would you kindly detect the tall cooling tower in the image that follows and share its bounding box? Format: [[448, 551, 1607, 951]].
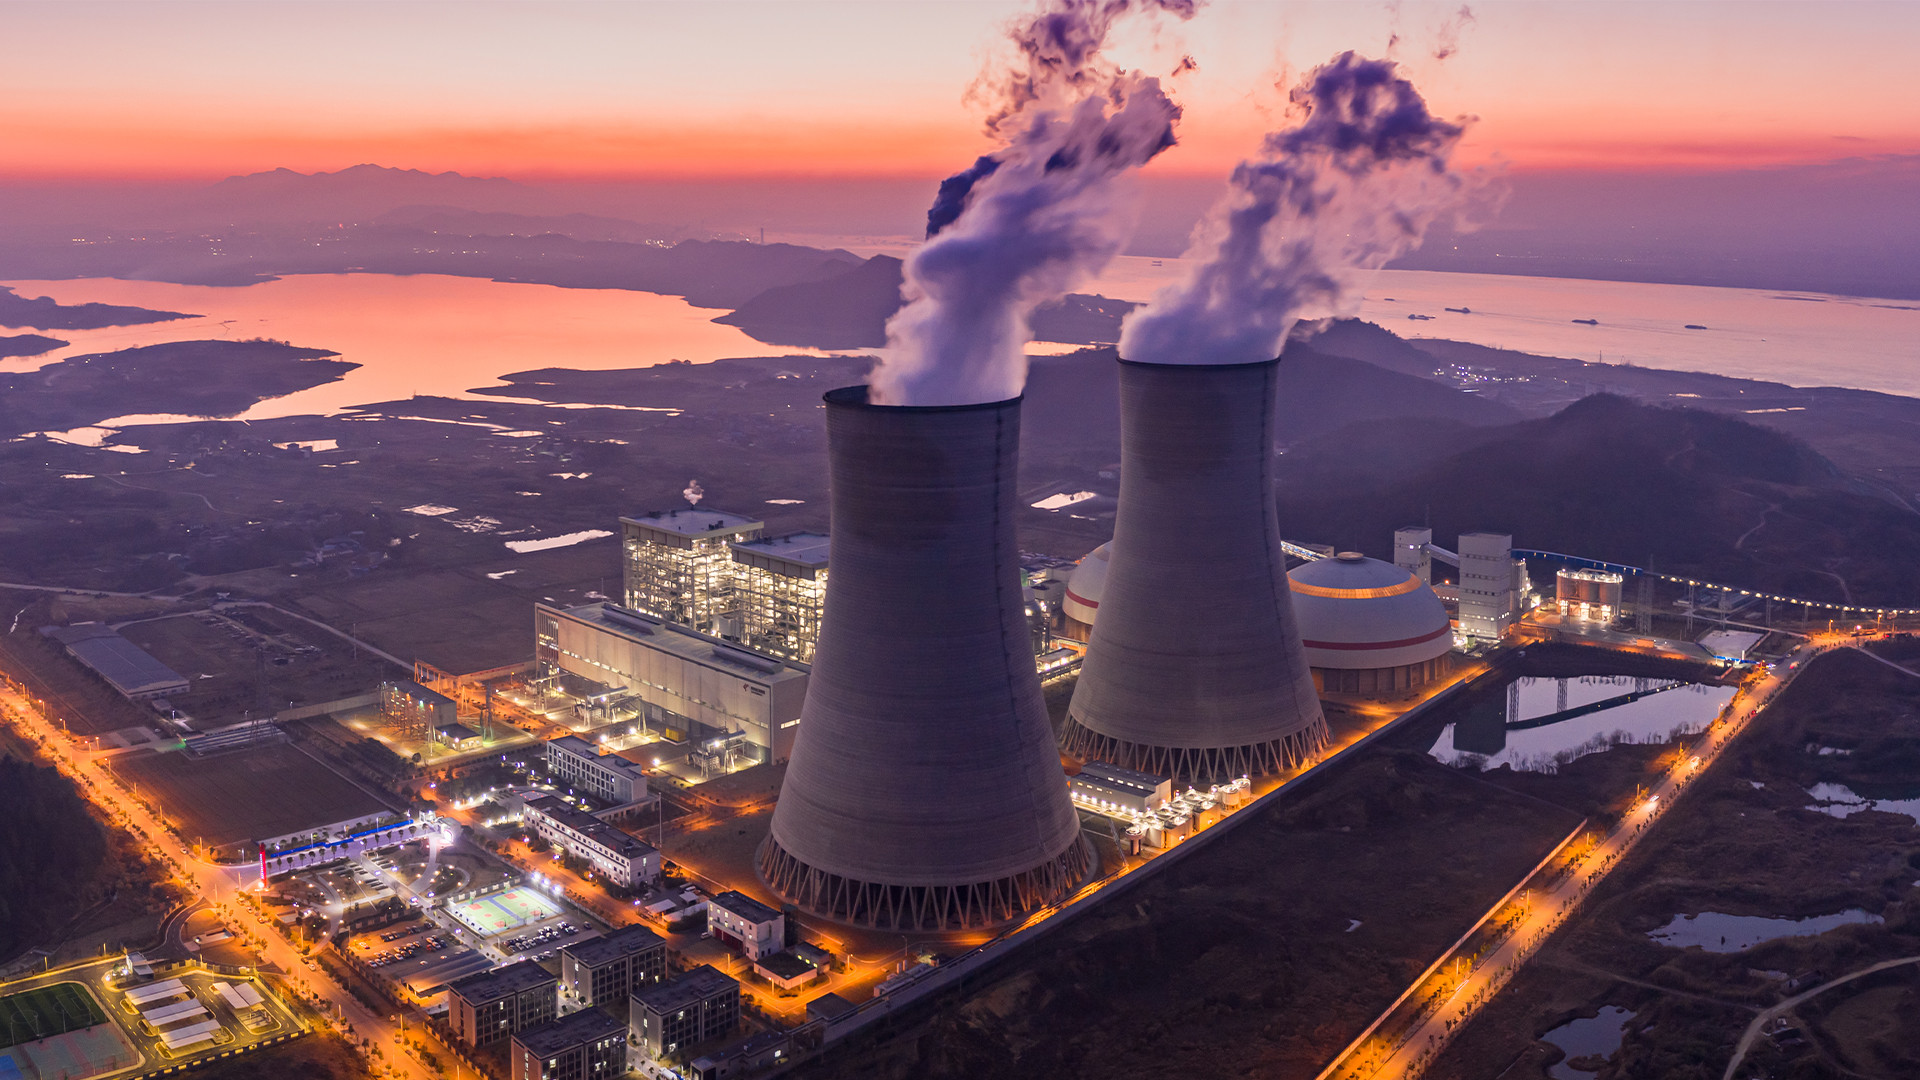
[[761, 386, 1090, 931], [1060, 357, 1328, 781]]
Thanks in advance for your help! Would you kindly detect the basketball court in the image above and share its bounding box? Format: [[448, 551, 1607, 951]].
[[443, 886, 563, 937]]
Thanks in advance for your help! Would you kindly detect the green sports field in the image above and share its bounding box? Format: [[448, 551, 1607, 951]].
[[0, 983, 107, 1050]]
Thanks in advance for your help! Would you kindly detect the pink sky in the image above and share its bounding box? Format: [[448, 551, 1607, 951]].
[[3, 1, 1917, 179]]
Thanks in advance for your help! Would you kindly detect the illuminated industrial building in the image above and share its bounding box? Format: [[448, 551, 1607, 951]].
[[1288, 553, 1455, 696], [621, 510, 764, 633], [534, 602, 807, 766], [1457, 532, 1528, 641], [728, 532, 830, 663], [1058, 541, 1109, 642], [1557, 568, 1624, 626]]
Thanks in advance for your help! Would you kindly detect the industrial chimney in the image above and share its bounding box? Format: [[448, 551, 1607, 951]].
[[762, 386, 1090, 931], [1060, 357, 1328, 781]]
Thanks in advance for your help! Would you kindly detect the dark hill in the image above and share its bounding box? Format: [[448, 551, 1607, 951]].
[[0, 286, 195, 331], [1276, 393, 1920, 604], [0, 757, 110, 960], [714, 255, 1143, 348]]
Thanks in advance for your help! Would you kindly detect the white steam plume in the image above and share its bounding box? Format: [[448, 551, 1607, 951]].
[[869, 0, 1196, 406], [1120, 52, 1468, 366]]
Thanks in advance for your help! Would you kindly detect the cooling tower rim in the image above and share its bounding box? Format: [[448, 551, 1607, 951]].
[[824, 384, 1022, 413], [1114, 355, 1281, 371]]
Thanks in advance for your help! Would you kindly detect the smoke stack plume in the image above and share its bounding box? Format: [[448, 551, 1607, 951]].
[[682, 479, 705, 506], [1119, 52, 1466, 367], [870, 0, 1195, 407]]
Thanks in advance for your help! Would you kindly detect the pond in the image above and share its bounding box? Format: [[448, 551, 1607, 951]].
[[1542, 1006, 1635, 1080], [1647, 909, 1883, 952], [1428, 676, 1737, 773], [1805, 782, 1920, 825]]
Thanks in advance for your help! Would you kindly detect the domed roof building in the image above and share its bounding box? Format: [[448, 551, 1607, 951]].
[[1287, 552, 1455, 696], [1058, 542, 1111, 642]]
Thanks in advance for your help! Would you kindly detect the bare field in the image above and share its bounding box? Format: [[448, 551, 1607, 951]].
[[116, 741, 389, 847], [119, 608, 390, 725]]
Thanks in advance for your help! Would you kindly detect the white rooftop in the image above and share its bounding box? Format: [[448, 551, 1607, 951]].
[[621, 508, 763, 539], [732, 532, 830, 571]]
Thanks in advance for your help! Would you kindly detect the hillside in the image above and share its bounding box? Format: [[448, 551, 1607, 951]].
[[0, 286, 195, 331], [0, 757, 110, 960], [713, 254, 1143, 348], [1275, 393, 1920, 605]]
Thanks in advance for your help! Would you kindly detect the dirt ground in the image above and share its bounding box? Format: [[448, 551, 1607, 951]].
[[791, 744, 1583, 1080], [115, 740, 390, 848], [1426, 648, 1920, 1080], [119, 607, 390, 725]]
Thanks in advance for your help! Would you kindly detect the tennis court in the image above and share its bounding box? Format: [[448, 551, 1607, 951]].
[[444, 886, 563, 937], [13, 1023, 138, 1080], [0, 983, 107, 1050]]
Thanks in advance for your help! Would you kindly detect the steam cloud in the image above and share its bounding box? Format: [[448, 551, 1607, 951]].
[[683, 479, 704, 506], [1120, 52, 1467, 367], [870, 0, 1196, 406]]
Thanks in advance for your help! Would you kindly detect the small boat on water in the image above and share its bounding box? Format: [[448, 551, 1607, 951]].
[[1572, 318, 1599, 325], [1445, 306, 1471, 314], [1408, 313, 1434, 321], [1150, 260, 1163, 266], [1684, 324, 1708, 330]]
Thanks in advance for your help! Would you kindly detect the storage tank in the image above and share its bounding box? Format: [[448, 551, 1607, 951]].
[[1061, 357, 1328, 781], [761, 386, 1090, 930]]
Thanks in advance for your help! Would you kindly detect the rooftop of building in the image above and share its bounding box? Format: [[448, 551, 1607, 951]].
[[709, 890, 782, 926], [1559, 567, 1625, 583], [690, 1028, 792, 1071], [632, 965, 738, 1013], [805, 992, 857, 1022], [435, 723, 481, 741], [561, 925, 664, 967], [750, 951, 816, 980], [525, 795, 658, 859], [383, 679, 456, 707], [620, 508, 763, 539], [1289, 553, 1425, 597], [448, 960, 556, 1003], [731, 532, 830, 572], [41, 624, 188, 696], [546, 735, 645, 771], [542, 603, 807, 682], [510, 1008, 624, 1055], [1075, 761, 1171, 795]]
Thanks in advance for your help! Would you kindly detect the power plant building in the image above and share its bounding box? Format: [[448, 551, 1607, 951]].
[[534, 603, 807, 766], [1457, 532, 1527, 641], [1061, 358, 1327, 782], [1287, 553, 1455, 695], [621, 510, 765, 634], [1557, 568, 1624, 626], [728, 532, 830, 663], [1058, 541, 1110, 642], [762, 387, 1090, 931]]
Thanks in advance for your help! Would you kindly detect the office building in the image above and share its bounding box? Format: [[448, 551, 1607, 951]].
[[545, 735, 649, 804], [560, 926, 667, 1008], [524, 796, 661, 890], [630, 966, 740, 1060], [509, 1009, 626, 1080], [448, 962, 558, 1047]]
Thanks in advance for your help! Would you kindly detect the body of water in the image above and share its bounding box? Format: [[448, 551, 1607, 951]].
[[1647, 909, 1882, 952], [1, 274, 837, 421], [1805, 782, 1920, 825], [1542, 1006, 1635, 1080], [1088, 258, 1920, 397], [1428, 676, 1736, 774]]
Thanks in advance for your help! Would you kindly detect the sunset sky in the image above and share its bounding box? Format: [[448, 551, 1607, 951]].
[[4, 0, 1917, 180]]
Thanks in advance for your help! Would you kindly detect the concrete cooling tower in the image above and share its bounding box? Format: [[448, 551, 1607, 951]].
[[761, 386, 1090, 931], [1060, 357, 1328, 781]]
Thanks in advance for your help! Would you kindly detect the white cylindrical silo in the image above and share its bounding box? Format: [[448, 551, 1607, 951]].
[[761, 386, 1090, 931], [1061, 357, 1328, 781]]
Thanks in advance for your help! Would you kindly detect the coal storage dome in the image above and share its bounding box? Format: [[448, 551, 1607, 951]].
[[1287, 551, 1454, 696]]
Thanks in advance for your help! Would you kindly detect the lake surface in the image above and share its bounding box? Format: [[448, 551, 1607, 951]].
[[1647, 909, 1882, 952], [1088, 258, 1920, 397], [1428, 676, 1736, 773], [1, 274, 837, 421], [7, 263, 1918, 436], [1542, 1006, 1634, 1080]]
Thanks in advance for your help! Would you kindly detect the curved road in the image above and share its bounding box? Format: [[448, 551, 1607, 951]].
[[1720, 956, 1920, 1080]]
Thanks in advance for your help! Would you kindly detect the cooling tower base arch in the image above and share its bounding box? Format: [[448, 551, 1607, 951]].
[[1059, 713, 1327, 784], [759, 834, 1093, 932]]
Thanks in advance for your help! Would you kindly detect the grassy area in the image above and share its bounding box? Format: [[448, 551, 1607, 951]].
[[1427, 648, 1920, 1080], [0, 983, 107, 1050], [116, 740, 388, 848]]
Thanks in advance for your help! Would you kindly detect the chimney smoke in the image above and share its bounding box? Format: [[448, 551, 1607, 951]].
[[870, 0, 1196, 407], [1119, 51, 1468, 367]]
